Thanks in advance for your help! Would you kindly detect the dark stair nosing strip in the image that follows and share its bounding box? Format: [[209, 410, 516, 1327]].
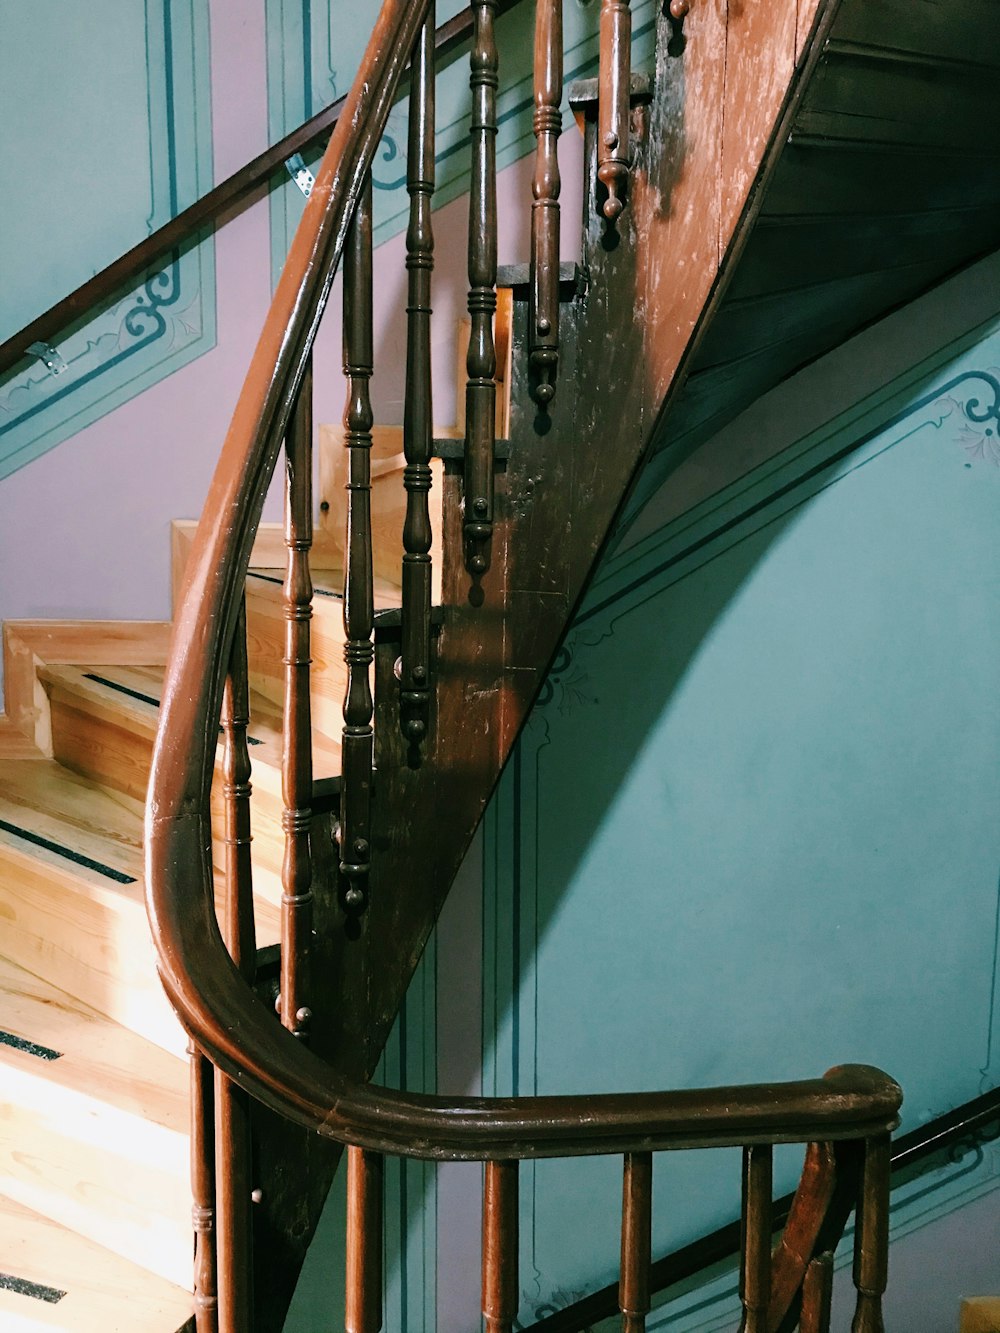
[[0, 1029, 62, 1061], [0, 1272, 67, 1304], [82, 673, 264, 745], [0, 817, 137, 885]]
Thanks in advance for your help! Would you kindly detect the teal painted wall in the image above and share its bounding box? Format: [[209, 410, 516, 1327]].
[[476, 311, 1000, 1323], [0, 0, 216, 479]]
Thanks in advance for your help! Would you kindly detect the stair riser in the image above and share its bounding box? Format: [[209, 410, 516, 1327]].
[[244, 579, 349, 741], [46, 686, 287, 895], [0, 1094, 189, 1289], [0, 843, 185, 1058]]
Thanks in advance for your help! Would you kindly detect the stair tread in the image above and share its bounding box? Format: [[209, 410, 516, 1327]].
[[246, 563, 402, 607], [40, 663, 343, 780], [0, 955, 192, 1288], [0, 1195, 192, 1332], [0, 755, 144, 891], [0, 952, 186, 1133]]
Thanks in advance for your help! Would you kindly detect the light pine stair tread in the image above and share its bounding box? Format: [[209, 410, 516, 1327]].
[[37, 662, 333, 909], [0, 956, 191, 1287], [0, 755, 277, 1056], [0, 1195, 192, 1332], [962, 1298, 1000, 1332], [39, 662, 343, 797], [244, 564, 400, 741], [0, 755, 186, 1057]]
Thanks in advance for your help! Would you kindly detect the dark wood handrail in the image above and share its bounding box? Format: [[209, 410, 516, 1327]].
[[0, 0, 520, 381], [518, 1085, 1000, 1333], [145, 0, 899, 1163]]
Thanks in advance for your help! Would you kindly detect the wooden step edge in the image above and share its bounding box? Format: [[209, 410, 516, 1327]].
[[2, 621, 170, 757], [0, 952, 187, 1133], [961, 1297, 1000, 1332], [0, 1195, 193, 1333]]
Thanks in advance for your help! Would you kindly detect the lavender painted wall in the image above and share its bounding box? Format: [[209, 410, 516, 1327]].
[[0, 0, 582, 697]]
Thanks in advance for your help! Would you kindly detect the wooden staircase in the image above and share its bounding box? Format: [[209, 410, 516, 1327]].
[[2, 0, 999, 1328]]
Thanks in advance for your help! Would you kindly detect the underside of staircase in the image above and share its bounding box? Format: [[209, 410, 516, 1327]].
[[1, 0, 999, 1328]]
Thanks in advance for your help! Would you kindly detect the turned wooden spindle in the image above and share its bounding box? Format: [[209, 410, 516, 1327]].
[[221, 601, 257, 983], [851, 1135, 890, 1333], [738, 1144, 773, 1333], [464, 0, 499, 576], [597, 0, 632, 220], [801, 1252, 835, 1333], [189, 1039, 218, 1333], [280, 357, 314, 1037], [483, 1160, 519, 1333], [620, 1152, 652, 1333], [529, 0, 562, 404], [400, 8, 436, 743], [340, 180, 376, 914], [346, 1146, 384, 1333], [216, 604, 256, 1331]]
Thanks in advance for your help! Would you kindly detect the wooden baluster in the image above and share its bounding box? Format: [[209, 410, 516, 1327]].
[[619, 1152, 652, 1333], [597, 0, 631, 221], [340, 181, 375, 914], [738, 1144, 773, 1333], [400, 8, 436, 745], [851, 1135, 890, 1333], [464, 0, 499, 576], [801, 1252, 834, 1333], [216, 604, 256, 1332], [346, 1145, 383, 1333], [529, 0, 562, 405], [483, 1160, 519, 1333], [280, 358, 315, 1036], [190, 1040, 218, 1333]]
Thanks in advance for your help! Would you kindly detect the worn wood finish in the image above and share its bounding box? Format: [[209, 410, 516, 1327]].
[[851, 1135, 890, 1333], [738, 1144, 772, 1333], [800, 1253, 834, 1333], [340, 179, 376, 916], [529, 0, 562, 402], [280, 359, 315, 1039], [463, 0, 499, 575], [215, 605, 256, 1332], [597, 0, 631, 220], [400, 9, 436, 744], [483, 1159, 519, 1333], [619, 1151, 652, 1333], [190, 1039, 218, 1333], [346, 1146, 384, 1333]]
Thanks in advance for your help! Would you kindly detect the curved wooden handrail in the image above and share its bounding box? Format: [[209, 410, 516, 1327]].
[[0, 0, 521, 380], [146, 0, 901, 1163]]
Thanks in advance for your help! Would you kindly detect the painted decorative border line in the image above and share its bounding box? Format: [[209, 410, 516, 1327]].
[[483, 334, 1000, 1321], [0, 0, 216, 482]]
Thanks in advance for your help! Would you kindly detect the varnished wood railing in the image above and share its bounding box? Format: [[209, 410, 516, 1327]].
[[143, 0, 900, 1328]]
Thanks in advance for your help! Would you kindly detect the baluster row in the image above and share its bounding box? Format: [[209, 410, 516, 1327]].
[[337, 1136, 889, 1332], [400, 8, 437, 745], [340, 179, 376, 915], [463, 0, 499, 576]]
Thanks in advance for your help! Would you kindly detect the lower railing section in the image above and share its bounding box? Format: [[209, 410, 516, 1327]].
[[180, 1052, 899, 1333]]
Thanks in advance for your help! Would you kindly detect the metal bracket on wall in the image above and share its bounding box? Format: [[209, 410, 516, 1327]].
[[27, 342, 68, 375], [285, 154, 315, 199]]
